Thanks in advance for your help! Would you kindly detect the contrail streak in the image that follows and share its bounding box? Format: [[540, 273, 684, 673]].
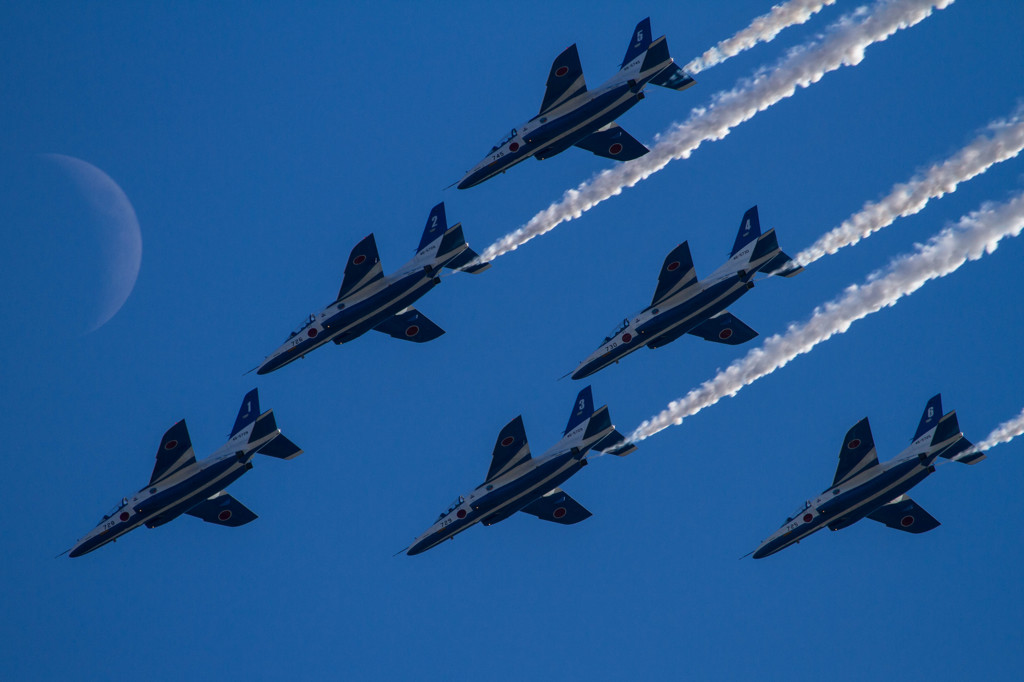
[[474, 0, 953, 265], [685, 0, 837, 74], [977, 407, 1024, 451], [629, 190, 1024, 442], [792, 109, 1024, 268]]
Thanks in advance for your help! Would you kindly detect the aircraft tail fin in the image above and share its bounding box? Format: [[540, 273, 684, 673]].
[[416, 203, 448, 254], [621, 18, 653, 67], [716, 207, 802, 278], [230, 388, 260, 438]]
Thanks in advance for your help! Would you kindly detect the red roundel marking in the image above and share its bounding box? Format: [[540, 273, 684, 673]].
[[802, 513, 813, 523], [119, 511, 130, 521], [622, 333, 632, 343], [900, 515, 915, 527], [847, 439, 861, 449], [164, 440, 178, 450], [307, 328, 318, 338], [509, 142, 520, 152], [553, 507, 567, 519], [719, 328, 733, 340], [353, 254, 367, 265], [456, 509, 467, 519], [405, 325, 420, 337], [608, 143, 623, 155], [218, 510, 233, 522], [555, 66, 569, 77], [500, 436, 515, 447], [666, 261, 680, 272]]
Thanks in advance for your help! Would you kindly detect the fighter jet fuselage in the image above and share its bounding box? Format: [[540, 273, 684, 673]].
[[406, 387, 635, 556], [69, 389, 302, 557], [572, 206, 802, 380], [458, 18, 696, 190], [753, 395, 985, 559]]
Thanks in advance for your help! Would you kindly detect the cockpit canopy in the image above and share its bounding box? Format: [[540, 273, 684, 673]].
[[437, 496, 465, 520], [783, 500, 811, 525], [99, 497, 128, 524], [490, 129, 518, 152], [603, 318, 631, 342], [288, 313, 317, 339]]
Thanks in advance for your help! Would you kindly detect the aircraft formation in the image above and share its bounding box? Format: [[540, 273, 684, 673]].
[[68, 17, 989, 561]]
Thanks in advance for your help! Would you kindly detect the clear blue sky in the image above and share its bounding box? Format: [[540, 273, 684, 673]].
[[2, 2, 1022, 680]]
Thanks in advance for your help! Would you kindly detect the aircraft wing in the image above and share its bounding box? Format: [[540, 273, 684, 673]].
[[574, 123, 649, 161], [338, 234, 384, 300], [651, 241, 697, 306], [832, 418, 879, 488], [185, 491, 258, 527], [539, 44, 587, 116], [520, 488, 592, 525], [373, 307, 445, 342], [485, 415, 531, 483], [866, 495, 940, 533], [150, 420, 197, 486], [686, 311, 758, 345]]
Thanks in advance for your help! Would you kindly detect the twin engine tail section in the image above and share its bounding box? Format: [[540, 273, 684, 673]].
[[621, 17, 696, 91], [233, 388, 304, 460], [417, 202, 491, 274], [914, 394, 985, 465], [727, 206, 803, 278], [563, 386, 637, 457]]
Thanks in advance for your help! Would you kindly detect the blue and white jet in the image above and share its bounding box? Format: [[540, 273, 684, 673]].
[[257, 203, 489, 375], [753, 394, 985, 559], [457, 17, 696, 189], [405, 386, 636, 555], [572, 206, 802, 380], [68, 389, 302, 558]]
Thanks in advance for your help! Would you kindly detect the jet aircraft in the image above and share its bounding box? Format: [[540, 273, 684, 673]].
[[457, 17, 696, 189], [753, 394, 985, 559], [257, 203, 489, 375], [68, 389, 302, 557], [405, 386, 636, 555], [572, 206, 802, 380]]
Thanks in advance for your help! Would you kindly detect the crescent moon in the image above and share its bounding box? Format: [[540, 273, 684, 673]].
[[43, 154, 142, 333]]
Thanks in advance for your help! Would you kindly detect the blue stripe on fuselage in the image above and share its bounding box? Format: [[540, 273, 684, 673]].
[[135, 456, 249, 525]]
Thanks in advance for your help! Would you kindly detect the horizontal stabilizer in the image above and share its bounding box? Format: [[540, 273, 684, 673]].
[[520, 488, 592, 525], [373, 307, 445, 343], [650, 62, 696, 91], [651, 241, 697, 306], [258, 433, 303, 460], [338, 234, 384, 300], [445, 244, 491, 274], [593, 428, 637, 456], [686, 311, 758, 346], [866, 495, 940, 534], [540, 44, 587, 116], [150, 420, 196, 486], [574, 123, 649, 161], [436, 223, 491, 274], [186, 491, 258, 527]]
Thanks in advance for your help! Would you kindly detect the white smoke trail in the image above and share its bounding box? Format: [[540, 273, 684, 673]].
[[977, 407, 1024, 451], [685, 0, 837, 74], [475, 0, 954, 265], [792, 109, 1024, 267], [629, 190, 1024, 442]]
